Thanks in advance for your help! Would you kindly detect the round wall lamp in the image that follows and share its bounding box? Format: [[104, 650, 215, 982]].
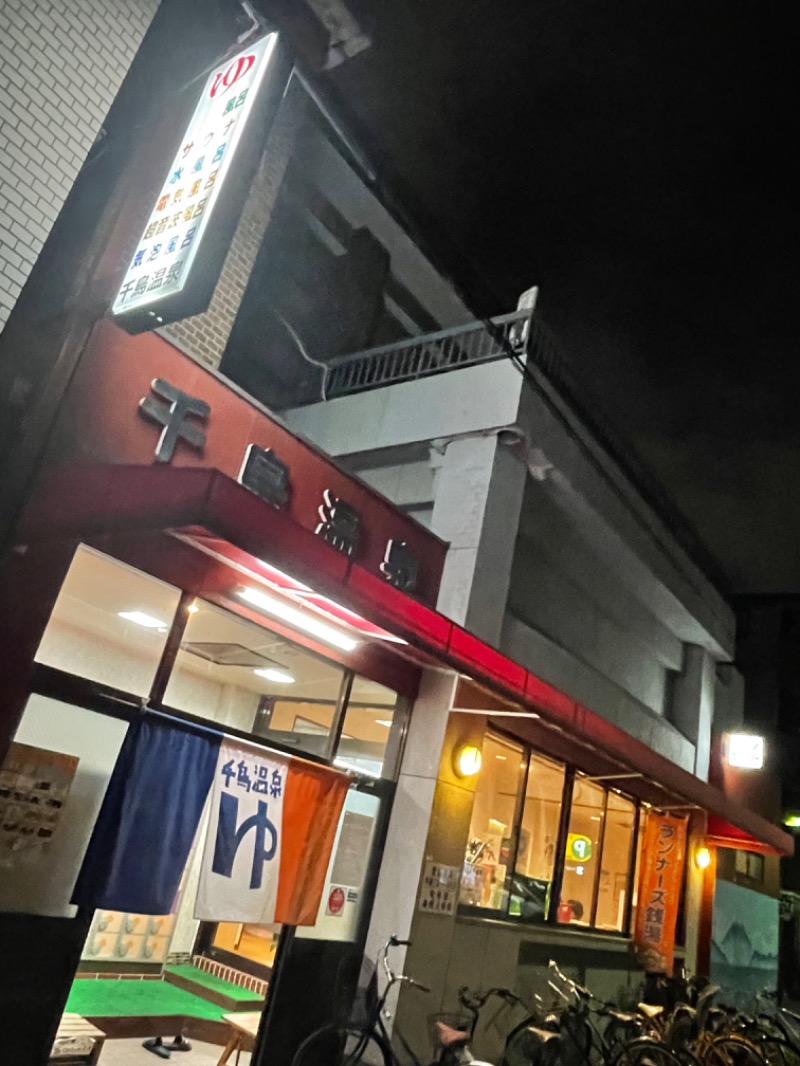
[[454, 743, 483, 778], [695, 845, 712, 870]]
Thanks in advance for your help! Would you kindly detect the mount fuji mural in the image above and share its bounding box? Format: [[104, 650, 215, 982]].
[[711, 880, 779, 1006]]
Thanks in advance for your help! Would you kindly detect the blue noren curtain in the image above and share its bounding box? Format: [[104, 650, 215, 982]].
[[72, 717, 219, 915]]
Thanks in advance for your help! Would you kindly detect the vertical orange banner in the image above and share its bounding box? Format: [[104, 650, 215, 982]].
[[634, 812, 688, 974]]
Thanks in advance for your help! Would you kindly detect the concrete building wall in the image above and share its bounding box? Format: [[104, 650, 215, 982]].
[[0, 0, 158, 330], [293, 120, 471, 331], [290, 348, 735, 775]]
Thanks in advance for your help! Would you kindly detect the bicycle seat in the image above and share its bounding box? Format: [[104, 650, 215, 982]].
[[436, 1022, 470, 1050], [524, 1026, 561, 1043], [638, 1004, 665, 1019]]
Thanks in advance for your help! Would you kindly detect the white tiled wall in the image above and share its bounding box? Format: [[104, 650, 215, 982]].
[[0, 0, 158, 329]]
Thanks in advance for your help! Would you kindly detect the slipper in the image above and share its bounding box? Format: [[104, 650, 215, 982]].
[[170, 1036, 192, 1052], [143, 1037, 171, 1059]]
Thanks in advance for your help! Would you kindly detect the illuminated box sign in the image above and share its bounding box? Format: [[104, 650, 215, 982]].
[[725, 733, 765, 770], [112, 33, 278, 331]]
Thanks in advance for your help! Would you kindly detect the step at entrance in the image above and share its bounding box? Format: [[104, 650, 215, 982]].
[[163, 960, 266, 1013]]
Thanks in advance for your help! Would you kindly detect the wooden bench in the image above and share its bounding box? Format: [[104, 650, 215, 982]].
[[49, 1014, 106, 1065], [216, 1012, 262, 1065]]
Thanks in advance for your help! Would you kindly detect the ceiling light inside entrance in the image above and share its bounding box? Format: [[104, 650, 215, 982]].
[[254, 667, 295, 684], [118, 611, 167, 630], [237, 586, 358, 652]]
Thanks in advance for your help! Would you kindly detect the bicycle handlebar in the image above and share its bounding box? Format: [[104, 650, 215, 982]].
[[548, 959, 593, 1001], [378, 936, 430, 997]]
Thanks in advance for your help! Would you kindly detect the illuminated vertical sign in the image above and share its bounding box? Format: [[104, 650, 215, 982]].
[[112, 33, 278, 326]]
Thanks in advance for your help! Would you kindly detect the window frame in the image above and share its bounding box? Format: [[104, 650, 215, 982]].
[[457, 729, 646, 937], [31, 550, 408, 784]]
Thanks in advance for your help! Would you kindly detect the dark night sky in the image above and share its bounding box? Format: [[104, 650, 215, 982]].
[[322, 0, 800, 594]]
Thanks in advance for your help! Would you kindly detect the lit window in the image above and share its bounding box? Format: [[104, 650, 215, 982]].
[[458, 733, 653, 935], [335, 676, 399, 778], [163, 600, 345, 756], [460, 735, 524, 911], [595, 792, 636, 931], [558, 777, 605, 926], [34, 544, 181, 698], [510, 753, 565, 921]]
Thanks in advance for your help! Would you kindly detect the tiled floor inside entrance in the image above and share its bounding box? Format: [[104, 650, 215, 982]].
[[99, 1038, 252, 1065]]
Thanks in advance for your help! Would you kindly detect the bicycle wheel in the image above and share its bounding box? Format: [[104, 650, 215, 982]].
[[290, 1024, 396, 1066], [703, 1035, 769, 1066], [759, 1038, 800, 1066], [673, 1047, 706, 1066], [615, 1038, 691, 1066]]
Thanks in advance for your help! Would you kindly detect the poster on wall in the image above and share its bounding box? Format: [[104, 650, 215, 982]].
[[711, 879, 779, 1007], [633, 811, 687, 974], [111, 32, 280, 333], [0, 742, 78, 866]]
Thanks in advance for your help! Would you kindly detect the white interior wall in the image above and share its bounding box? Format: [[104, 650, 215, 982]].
[[0, 696, 128, 917], [38, 617, 261, 730]]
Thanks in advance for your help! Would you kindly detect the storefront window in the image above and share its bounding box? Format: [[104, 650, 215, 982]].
[[34, 545, 181, 698], [629, 806, 648, 930], [459, 733, 648, 936], [510, 753, 565, 921], [460, 735, 524, 911], [336, 676, 400, 778], [595, 792, 636, 931], [163, 600, 346, 757], [559, 777, 605, 927]]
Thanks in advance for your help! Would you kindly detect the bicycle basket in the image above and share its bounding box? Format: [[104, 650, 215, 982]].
[[428, 1012, 472, 1055]]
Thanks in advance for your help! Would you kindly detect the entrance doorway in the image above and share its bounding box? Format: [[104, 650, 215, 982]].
[[0, 543, 405, 1063]]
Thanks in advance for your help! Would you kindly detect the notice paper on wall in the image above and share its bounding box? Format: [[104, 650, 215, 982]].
[[418, 861, 460, 915], [0, 742, 78, 866]]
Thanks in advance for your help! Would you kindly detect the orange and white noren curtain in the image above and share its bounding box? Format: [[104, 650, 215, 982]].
[[195, 738, 348, 926]]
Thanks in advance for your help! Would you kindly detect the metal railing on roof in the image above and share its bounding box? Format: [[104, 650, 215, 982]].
[[323, 307, 533, 398], [319, 306, 725, 590]]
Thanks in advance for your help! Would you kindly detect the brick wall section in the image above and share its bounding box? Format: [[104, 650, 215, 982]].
[[0, 0, 158, 331], [163, 80, 305, 371]]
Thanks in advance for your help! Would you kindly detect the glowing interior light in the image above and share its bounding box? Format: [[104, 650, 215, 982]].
[[375, 719, 393, 727], [253, 667, 295, 685], [695, 846, 712, 870], [118, 611, 167, 630], [726, 733, 765, 770], [237, 586, 358, 652], [454, 744, 483, 778]]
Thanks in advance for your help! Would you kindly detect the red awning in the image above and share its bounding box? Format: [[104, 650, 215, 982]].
[[20, 463, 794, 858]]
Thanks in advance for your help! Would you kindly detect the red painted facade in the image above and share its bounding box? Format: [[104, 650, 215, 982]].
[[31, 319, 448, 608], [4, 317, 792, 858]]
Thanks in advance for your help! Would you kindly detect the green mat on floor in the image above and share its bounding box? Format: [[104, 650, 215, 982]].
[[66, 979, 228, 1020], [164, 964, 263, 1002]]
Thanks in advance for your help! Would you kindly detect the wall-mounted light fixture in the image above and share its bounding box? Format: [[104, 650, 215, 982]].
[[454, 743, 482, 778], [695, 845, 712, 870], [724, 733, 765, 770]]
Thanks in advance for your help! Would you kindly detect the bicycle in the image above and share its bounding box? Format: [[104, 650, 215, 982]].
[[290, 936, 494, 1066], [457, 963, 689, 1066]]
